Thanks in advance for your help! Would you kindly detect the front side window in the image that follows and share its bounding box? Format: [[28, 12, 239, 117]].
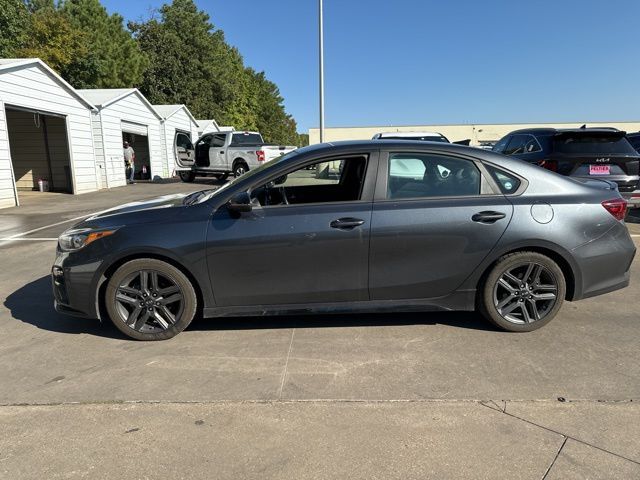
[[250, 156, 368, 206], [176, 132, 192, 149], [493, 136, 509, 153], [387, 153, 480, 199], [210, 134, 226, 148]]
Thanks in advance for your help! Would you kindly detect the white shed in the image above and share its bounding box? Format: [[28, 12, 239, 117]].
[[154, 105, 199, 176], [78, 88, 164, 186], [0, 58, 98, 208], [196, 119, 220, 136]]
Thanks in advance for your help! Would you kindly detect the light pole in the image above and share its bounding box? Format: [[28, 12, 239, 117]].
[[319, 0, 325, 143]]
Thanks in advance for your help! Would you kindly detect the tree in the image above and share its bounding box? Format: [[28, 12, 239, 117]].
[[17, 7, 91, 78], [59, 0, 146, 88], [132, 0, 301, 144], [0, 0, 29, 58]]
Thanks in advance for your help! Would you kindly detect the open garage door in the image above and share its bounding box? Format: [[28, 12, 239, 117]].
[[121, 121, 151, 181], [6, 108, 73, 198]]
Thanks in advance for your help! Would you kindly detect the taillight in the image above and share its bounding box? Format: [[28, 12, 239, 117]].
[[601, 198, 627, 221], [256, 150, 265, 162], [538, 160, 558, 172]]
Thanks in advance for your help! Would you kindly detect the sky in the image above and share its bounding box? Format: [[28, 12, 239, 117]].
[[102, 0, 640, 133]]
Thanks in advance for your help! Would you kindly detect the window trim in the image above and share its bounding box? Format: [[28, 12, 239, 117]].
[[375, 149, 500, 203], [244, 151, 379, 209]]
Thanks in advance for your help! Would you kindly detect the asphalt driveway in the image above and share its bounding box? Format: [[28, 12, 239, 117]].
[[1, 183, 639, 479]]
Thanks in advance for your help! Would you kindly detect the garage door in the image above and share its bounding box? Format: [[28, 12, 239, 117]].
[[121, 121, 148, 136]]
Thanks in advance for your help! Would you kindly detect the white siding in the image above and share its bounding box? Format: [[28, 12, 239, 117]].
[[161, 108, 199, 175], [0, 63, 97, 208], [95, 92, 162, 186]]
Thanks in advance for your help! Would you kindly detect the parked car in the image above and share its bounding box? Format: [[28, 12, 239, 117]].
[[493, 128, 640, 208], [174, 130, 297, 182], [372, 131, 450, 142], [53, 141, 635, 340], [626, 132, 640, 207]]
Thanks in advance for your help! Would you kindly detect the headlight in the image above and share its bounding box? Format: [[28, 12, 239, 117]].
[[58, 228, 116, 252]]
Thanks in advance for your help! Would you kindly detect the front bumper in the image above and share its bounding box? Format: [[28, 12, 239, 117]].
[[52, 252, 104, 320]]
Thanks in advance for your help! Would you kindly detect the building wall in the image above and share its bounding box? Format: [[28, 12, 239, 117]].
[[97, 93, 162, 186], [309, 121, 640, 145], [0, 63, 97, 207], [161, 108, 199, 175]]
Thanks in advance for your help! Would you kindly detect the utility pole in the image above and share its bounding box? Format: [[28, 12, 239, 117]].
[[319, 0, 325, 143]]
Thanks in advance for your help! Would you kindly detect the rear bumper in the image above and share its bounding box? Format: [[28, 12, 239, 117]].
[[571, 222, 636, 300], [627, 191, 640, 208]]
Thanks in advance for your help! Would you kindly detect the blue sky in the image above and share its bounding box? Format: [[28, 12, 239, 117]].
[[103, 0, 640, 133]]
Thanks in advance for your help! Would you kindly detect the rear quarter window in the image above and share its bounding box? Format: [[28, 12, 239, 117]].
[[486, 165, 521, 194]]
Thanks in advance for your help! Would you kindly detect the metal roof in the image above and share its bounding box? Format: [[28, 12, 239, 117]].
[[0, 58, 95, 110]]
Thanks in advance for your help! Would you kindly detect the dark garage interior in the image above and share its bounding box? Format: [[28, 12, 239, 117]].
[[6, 108, 73, 196], [122, 131, 151, 181]]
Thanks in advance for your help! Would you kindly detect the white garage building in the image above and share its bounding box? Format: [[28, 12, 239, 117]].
[[154, 105, 199, 176], [0, 58, 98, 208], [78, 88, 164, 187]]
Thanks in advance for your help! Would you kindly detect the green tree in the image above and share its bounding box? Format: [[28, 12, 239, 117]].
[[59, 0, 146, 88], [17, 8, 90, 76], [0, 0, 29, 58], [132, 0, 301, 144]]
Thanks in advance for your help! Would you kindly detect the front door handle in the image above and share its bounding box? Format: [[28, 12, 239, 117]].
[[472, 211, 506, 224], [330, 217, 365, 230]]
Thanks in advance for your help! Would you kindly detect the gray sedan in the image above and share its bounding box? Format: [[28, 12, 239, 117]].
[[52, 141, 636, 340]]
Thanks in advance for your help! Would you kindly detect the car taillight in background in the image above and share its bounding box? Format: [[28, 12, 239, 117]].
[[601, 198, 628, 221], [538, 160, 558, 172], [256, 150, 265, 162]]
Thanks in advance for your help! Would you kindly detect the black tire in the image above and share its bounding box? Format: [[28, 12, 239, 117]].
[[105, 259, 197, 341], [179, 171, 195, 182], [213, 173, 229, 181], [478, 251, 566, 332], [233, 161, 248, 177]]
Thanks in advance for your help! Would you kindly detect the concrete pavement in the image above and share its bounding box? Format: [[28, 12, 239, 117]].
[[0, 183, 639, 479]]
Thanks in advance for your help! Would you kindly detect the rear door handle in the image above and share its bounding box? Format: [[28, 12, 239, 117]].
[[330, 217, 365, 230], [472, 211, 506, 224]]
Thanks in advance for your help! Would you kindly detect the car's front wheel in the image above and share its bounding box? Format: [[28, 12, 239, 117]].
[[179, 171, 195, 182], [105, 259, 197, 340], [478, 251, 565, 332]]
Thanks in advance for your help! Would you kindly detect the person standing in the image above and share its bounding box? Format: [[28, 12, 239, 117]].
[[123, 141, 136, 184]]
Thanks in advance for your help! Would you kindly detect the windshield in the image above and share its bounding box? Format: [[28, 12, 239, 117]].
[[231, 133, 263, 145], [553, 134, 637, 155], [190, 149, 302, 204]]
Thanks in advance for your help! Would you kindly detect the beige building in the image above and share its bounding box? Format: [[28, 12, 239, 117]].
[[309, 121, 640, 146]]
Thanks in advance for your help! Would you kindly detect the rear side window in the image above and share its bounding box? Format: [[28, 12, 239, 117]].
[[625, 135, 640, 153], [504, 134, 541, 155], [486, 165, 521, 194], [387, 153, 480, 199], [210, 134, 226, 147], [553, 134, 637, 154]]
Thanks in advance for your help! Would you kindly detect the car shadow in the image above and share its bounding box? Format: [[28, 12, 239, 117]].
[[6, 276, 498, 340]]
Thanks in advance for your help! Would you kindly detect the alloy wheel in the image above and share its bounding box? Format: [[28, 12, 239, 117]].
[[492, 262, 558, 324], [114, 269, 184, 332]]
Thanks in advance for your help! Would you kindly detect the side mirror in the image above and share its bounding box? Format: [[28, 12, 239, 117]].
[[273, 174, 288, 186], [227, 191, 252, 213]]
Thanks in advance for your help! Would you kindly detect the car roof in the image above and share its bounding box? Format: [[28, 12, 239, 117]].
[[374, 131, 445, 138], [508, 127, 622, 136]]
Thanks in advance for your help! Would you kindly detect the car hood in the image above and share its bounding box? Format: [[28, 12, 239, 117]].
[[73, 193, 191, 230]]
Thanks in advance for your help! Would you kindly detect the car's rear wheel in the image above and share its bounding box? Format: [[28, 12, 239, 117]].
[[233, 162, 248, 177], [478, 252, 565, 332], [105, 259, 197, 341], [179, 171, 195, 182]]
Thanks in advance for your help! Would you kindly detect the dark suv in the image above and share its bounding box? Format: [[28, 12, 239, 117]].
[[493, 128, 640, 202]]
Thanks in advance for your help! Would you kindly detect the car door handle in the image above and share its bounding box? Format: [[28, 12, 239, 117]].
[[330, 218, 365, 230], [220, 150, 224, 154], [472, 211, 507, 224]]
